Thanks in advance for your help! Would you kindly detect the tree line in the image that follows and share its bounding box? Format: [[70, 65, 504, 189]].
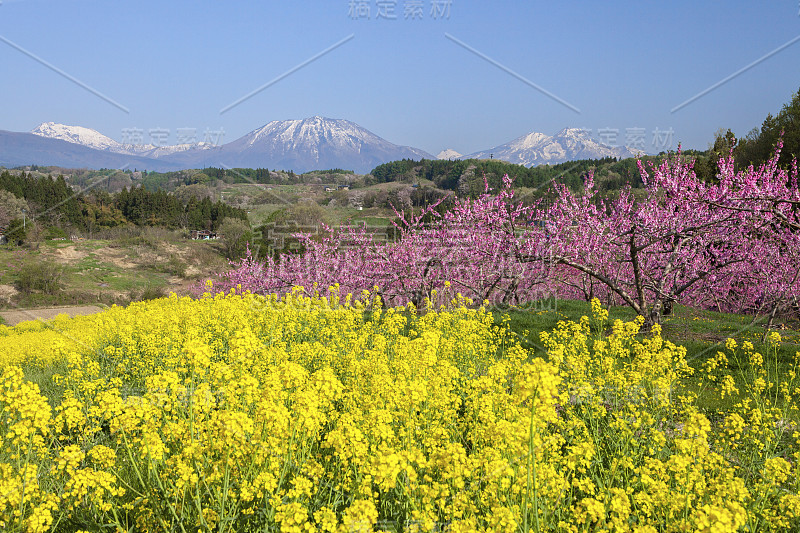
[[0, 170, 247, 242], [138, 167, 355, 192], [369, 156, 660, 199]]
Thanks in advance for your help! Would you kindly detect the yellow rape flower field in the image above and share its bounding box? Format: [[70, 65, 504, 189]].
[[0, 288, 799, 532]]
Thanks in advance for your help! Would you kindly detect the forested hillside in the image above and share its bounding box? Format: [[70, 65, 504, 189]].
[[0, 170, 247, 237], [368, 152, 712, 199]]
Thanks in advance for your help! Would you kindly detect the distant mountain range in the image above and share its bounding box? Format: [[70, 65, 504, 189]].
[[0, 129, 184, 172], [0, 117, 641, 173], [461, 128, 637, 166], [30, 122, 219, 158]]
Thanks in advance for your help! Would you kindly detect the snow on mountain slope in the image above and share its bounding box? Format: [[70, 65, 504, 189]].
[[137, 143, 216, 158], [437, 149, 462, 160], [463, 128, 635, 166], [31, 122, 127, 152], [0, 130, 181, 172], [208, 116, 434, 173], [31, 122, 214, 158]]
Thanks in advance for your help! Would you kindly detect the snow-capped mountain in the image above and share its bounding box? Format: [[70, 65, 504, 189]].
[[31, 122, 215, 158], [0, 129, 183, 172], [462, 128, 636, 167], [436, 149, 462, 160], [143, 143, 216, 158], [197, 116, 434, 173], [31, 122, 128, 152]]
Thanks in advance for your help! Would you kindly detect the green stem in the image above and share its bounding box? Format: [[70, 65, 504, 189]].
[[524, 388, 540, 533]]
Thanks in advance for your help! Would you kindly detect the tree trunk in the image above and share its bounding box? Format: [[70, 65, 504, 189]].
[[645, 299, 664, 329], [761, 302, 780, 343]]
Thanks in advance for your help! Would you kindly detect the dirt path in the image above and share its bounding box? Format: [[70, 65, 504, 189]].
[[0, 305, 105, 326]]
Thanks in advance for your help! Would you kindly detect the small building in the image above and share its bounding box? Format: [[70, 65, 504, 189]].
[[190, 230, 218, 240]]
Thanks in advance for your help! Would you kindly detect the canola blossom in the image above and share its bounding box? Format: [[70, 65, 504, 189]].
[[0, 290, 799, 532]]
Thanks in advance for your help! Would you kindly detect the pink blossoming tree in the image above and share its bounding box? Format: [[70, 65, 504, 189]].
[[209, 145, 799, 329]]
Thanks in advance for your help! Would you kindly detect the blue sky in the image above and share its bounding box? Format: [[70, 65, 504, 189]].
[[1, 0, 799, 156]]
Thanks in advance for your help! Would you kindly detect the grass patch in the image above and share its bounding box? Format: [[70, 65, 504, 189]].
[[2, 232, 229, 308], [21, 360, 70, 408], [141, 254, 188, 277]]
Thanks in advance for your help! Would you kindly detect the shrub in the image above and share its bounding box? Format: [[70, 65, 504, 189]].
[[15, 261, 64, 294], [143, 254, 187, 277], [136, 284, 166, 301], [42, 226, 68, 240], [165, 254, 187, 277], [219, 217, 253, 260], [4, 218, 27, 246]]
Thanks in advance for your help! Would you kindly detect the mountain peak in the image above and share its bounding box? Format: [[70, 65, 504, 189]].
[[462, 128, 635, 167], [556, 127, 593, 138], [31, 122, 124, 151], [437, 148, 462, 160], [227, 117, 433, 172]]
